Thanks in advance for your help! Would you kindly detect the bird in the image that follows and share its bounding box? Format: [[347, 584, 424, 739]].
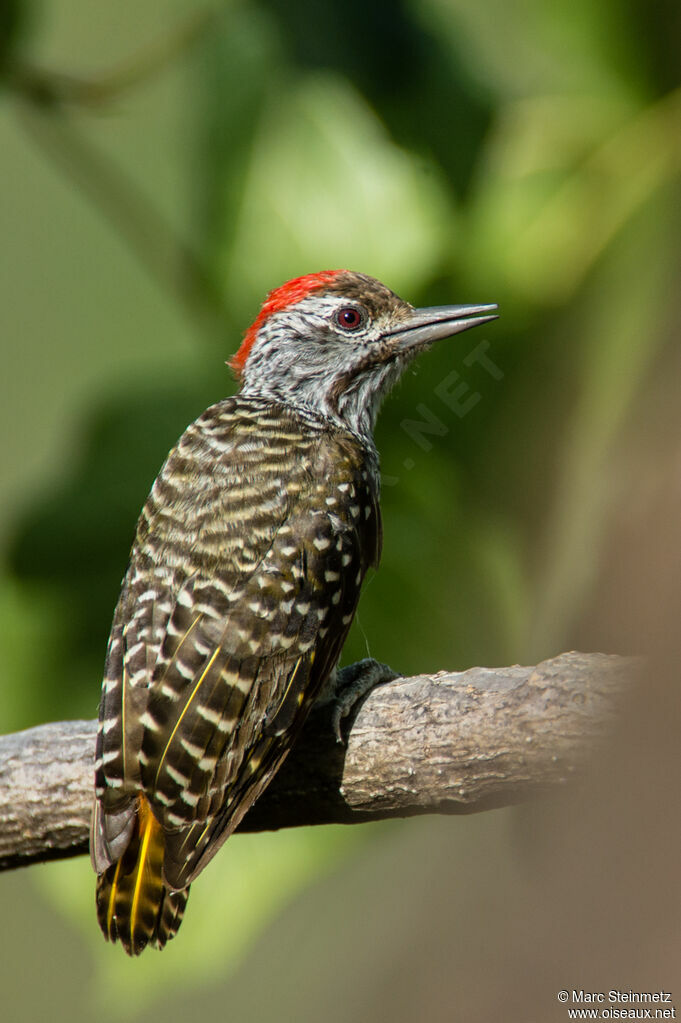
[[91, 269, 497, 955]]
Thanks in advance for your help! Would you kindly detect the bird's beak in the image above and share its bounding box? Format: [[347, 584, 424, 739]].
[[384, 303, 498, 353]]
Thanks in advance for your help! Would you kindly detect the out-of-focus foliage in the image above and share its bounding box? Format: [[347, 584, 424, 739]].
[[1, 1, 680, 1020], [0, 1, 27, 86]]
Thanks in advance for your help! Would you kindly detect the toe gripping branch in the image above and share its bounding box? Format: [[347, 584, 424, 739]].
[[326, 659, 401, 744]]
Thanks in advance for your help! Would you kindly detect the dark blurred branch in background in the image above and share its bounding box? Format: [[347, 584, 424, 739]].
[[16, 107, 227, 327], [7, 6, 230, 331], [8, 9, 213, 108], [0, 651, 636, 871]]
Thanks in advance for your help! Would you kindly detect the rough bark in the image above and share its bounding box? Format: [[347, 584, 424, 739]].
[[0, 651, 636, 871]]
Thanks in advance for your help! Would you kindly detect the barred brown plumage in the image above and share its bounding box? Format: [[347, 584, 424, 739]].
[[91, 270, 497, 954]]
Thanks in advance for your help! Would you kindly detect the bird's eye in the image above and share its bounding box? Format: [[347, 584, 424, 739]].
[[335, 306, 364, 331]]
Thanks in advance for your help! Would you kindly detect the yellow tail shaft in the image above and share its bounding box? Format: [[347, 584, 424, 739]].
[[96, 796, 188, 956]]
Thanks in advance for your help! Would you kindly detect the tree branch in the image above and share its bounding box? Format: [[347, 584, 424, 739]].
[[0, 651, 636, 871]]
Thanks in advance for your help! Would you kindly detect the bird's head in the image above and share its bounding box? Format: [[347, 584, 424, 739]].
[[231, 271, 497, 439]]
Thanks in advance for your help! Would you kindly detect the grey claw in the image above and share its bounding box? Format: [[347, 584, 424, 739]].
[[329, 659, 401, 744]]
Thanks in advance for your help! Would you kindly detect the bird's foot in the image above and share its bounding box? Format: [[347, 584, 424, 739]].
[[321, 658, 401, 744]]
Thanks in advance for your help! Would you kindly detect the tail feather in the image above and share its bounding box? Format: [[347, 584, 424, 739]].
[[95, 796, 189, 956]]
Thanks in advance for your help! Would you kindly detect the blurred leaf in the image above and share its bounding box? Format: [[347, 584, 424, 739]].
[[221, 72, 454, 315], [467, 90, 681, 304], [260, 0, 494, 194], [422, 0, 647, 100]]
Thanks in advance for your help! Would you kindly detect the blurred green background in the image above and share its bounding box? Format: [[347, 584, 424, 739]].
[[1, 1, 680, 1020]]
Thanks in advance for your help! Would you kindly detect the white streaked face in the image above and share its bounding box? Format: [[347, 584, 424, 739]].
[[236, 274, 497, 439], [239, 292, 414, 436]]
